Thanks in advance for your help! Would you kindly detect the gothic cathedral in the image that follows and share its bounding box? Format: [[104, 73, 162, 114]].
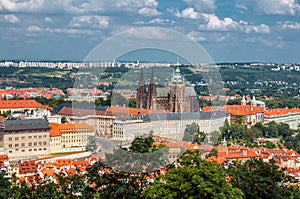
[[136, 68, 199, 113]]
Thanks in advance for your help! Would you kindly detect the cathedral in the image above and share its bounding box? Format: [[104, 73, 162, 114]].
[[136, 68, 199, 113]]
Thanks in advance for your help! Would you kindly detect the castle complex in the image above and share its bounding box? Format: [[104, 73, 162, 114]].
[[136, 68, 199, 112]]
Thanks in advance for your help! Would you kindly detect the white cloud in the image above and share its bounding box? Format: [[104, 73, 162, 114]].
[[44, 17, 53, 23], [138, 7, 161, 16], [253, 0, 300, 15], [27, 25, 42, 32], [186, 31, 206, 42], [199, 14, 239, 31], [0, 0, 161, 16], [276, 21, 300, 30], [69, 15, 109, 29], [175, 7, 203, 19], [183, 0, 215, 13], [0, 14, 20, 23], [134, 18, 175, 25], [245, 36, 285, 48], [45, 27, 99, 36], [240, 24, 270, 34]]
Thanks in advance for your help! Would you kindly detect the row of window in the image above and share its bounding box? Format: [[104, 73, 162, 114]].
[[8, 135, 48, 141], [8, 142, 47, 148], [8, 148, 48, 153]]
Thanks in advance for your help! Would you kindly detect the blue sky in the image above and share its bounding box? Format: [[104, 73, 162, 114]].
[[0, 0, 300, 63]]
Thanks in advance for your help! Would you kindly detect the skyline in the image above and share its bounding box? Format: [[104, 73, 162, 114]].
[[0, 0, 300, 63]]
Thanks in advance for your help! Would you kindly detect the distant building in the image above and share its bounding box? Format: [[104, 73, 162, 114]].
[[264, 108, 300, 129], [136, 68, 199, 112], [0, 119, 51, 159], [0, 100, 49, 115]]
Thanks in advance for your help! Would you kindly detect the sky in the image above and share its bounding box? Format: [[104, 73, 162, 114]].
[[0, 0, 300, 63]]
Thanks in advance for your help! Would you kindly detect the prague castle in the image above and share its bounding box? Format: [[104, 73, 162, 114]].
[[136, 68, 199, 112]]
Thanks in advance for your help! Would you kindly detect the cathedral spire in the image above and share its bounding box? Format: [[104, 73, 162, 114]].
[[139, 69, 145, 86]]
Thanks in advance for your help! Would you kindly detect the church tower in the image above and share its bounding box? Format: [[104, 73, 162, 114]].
[[147, 69, 157, 110], [169, 68, 185, 112], [241, 95, 246, 105], [136, 69, 147, 109]]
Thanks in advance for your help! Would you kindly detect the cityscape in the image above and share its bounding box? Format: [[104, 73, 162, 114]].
[[1, 0, 300, 198]]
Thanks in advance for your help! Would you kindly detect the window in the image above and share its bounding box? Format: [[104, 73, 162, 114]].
[[9, 150, 12, 153], [21, 136, 25, 140], [34, 142, 37, 146], [28, 143, 32, 146], [39, 142, 42, 146], [34, 149, 37, 151], [21, 143, 25, 147], [43, 148, 47, 150], [22, 150, 25, 152], [29, 149, 32, 151], [9, 144, 12, 148], [15, 137, 19, 141], [15, 144, 19, 147], [34, 136, 37, 138], [43, 142, 47, 145], [43, 135, 47, 138], [28, 136, 32, 139], [8, 137, 12, 141], [39, 135, 42, 139], [39, 148, 42, 151]]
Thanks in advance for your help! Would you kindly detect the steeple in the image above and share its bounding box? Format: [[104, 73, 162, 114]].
[[136, 69, 147, 109], [251, 95, 257, 107], [138, 69, 145, 87], [241, 95, 246, 105], [147, 68, 157, 110]]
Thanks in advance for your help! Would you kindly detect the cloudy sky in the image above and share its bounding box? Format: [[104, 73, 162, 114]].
[[0, 0, 300, 63]]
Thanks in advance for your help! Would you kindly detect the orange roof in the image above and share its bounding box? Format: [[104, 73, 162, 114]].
[[264, 108, 300, 117], [187, 143, 202, 150], [106, 106, 151, 117], [0, 100, 45, 109], [49, 123, 61, 137], [203, 105, 264, 116], [58, 122, 94, 130], [0, 116, 4, 119]]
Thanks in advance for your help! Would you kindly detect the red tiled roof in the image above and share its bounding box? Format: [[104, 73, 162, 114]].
[[49, 123, 61, 137], [0, 100, 45, 109], [107, 106, 151, 117], [202, 105, 265, 116], [58, 122, 94, 130], [264, 108, 300, 117]]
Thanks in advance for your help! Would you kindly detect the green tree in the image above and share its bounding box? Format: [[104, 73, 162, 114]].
[[226, 158, 296, 199], [183, 122, 205, 144], [210, 130, 221, 145], [86, 136, 97, 153], [206, 148, 218, 158], [128, 98, 136, 108], [0, 170, 11, 199], [142, 150, 243, 199], [105, 136, 169, 173], [61, 116, 68, 124]]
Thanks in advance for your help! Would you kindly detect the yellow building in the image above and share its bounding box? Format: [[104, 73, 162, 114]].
[[49, 122, 95, 152]]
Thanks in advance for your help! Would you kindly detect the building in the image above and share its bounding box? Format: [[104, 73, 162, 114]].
[[49, 123, 62, 153], [0, 119, 51, 159], [264, 108, 300, 129], [49, 122, 95, 152], [0, 100, 48, 113], [111, 111, 226, 142], [136, 68, 199, 113], [202, 96, 265, 127]]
